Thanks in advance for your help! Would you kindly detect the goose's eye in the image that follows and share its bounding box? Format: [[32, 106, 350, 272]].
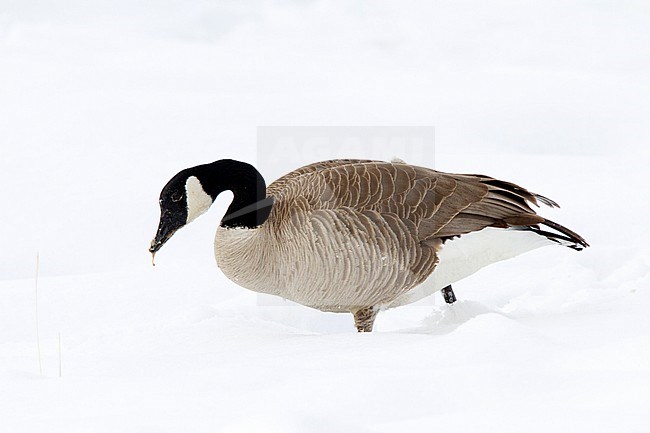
[[164, 210, 172, 217], [171, 192, 183, 202]]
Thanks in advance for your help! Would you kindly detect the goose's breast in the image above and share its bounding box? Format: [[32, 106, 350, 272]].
[[215, 210, 437, 311]]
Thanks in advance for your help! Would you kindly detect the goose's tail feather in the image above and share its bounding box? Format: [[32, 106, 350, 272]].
[[525, 218, 589, 251]]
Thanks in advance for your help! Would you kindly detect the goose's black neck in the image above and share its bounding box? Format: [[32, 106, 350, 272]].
[[198, 159, 272, 229]]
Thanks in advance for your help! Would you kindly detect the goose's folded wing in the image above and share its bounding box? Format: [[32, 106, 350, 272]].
[[271, 161, 563, 242]]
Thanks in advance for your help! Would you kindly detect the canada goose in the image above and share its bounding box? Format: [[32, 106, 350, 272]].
[[150, 159, 588, 332]]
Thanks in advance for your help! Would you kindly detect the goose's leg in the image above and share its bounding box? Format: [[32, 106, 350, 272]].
[[441, 285, 457, 304], [353, 306, 378, 332]]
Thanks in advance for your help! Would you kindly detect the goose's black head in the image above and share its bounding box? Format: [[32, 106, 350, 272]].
[[149, 159, 272, 261]]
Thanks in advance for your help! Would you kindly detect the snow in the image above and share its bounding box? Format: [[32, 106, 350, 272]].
[[2, 2, 650, 432]]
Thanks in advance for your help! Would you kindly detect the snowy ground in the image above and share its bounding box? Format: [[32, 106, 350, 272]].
[[2, 2, 650, 432]]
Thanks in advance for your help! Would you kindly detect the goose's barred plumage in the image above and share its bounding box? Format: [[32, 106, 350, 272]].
[[151, 159, 588, 332]]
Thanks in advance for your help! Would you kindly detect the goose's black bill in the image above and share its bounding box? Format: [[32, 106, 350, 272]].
[[149, 214, 184, 254]]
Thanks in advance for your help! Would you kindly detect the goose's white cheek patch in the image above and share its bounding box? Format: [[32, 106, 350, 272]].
[[185, 176, 213, 224]]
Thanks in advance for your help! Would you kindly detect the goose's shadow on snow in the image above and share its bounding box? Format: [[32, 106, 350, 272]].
[[396, 300, 512, 335], [183, 298, 509, 335], [246, 300, 509, 335]]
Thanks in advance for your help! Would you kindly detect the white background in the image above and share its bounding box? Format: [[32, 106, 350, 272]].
[[1, 1, 649, 432]]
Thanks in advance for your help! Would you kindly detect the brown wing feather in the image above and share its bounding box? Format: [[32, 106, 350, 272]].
[[268, 160, 556, 242]]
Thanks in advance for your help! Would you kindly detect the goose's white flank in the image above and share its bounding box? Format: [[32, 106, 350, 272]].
[[150, 159, 588, 332]]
